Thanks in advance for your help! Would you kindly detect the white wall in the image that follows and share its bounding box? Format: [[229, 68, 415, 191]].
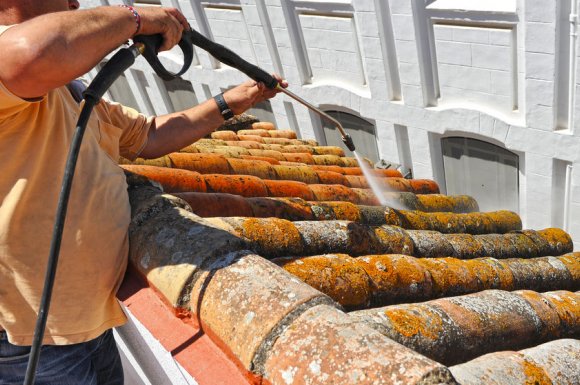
[[85, 0, 580, 250]]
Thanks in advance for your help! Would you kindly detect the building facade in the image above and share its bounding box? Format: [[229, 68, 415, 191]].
[[85, 0, 580, 249]]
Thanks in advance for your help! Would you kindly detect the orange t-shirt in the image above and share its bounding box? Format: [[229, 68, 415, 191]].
[[0, 30, 152, 345]]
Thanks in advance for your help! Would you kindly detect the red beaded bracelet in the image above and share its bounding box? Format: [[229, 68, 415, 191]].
[[119, 5, 141, 36]]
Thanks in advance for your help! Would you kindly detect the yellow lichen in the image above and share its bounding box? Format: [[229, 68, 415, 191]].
[[240, 217, 303, 256], [522, 359, 553, 385], [385, 306, 443, 340], [278, 254, 372, 308]]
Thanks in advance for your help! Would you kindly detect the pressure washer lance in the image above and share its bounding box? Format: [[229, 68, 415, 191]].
[[133, 28, 357, 152]]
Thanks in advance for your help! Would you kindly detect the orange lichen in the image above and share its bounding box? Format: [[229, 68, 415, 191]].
[[203, 174, 267, 197], [384, 306, 443, 340], [239, 218, 304, 257], [309, 184, 360, 203], [445, 234, 486, 259], [558, 253, 580, 281], [521, 359, 553, 385], [379, 207, 400, 226], [373, 169, 403, 178], [515, 290, 561, 338], [408, 179, 440, 194], [263, 180, 315, 200], [358, 255, 433, 304], [272, 165, 320, 184], [226, 158, 277, 180], [312, 154, 344, 166], [415, 194, 455, 212], [278, 145, 314, 154], [541, 291, 580, 336], [314, 170, 349, 186], [311, 146, 345, 157], [340, 157, 360, 167], [417, 258, 479, 297], [487, 210, 523, 233], [168, 153, 232, 174], [373, 226, 414, 255], [247, 149, 286, 161], [537, 228, 574, 254], [121, 165, 207, 193], [314, 202, 362, 222], [281, 152, 315, 164], [273, 254, 372, 308], [397, 211, 433, 231]]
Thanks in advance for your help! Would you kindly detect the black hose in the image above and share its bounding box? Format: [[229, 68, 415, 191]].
[[23, 44, 142, 385], [23, 97, 98, 385]]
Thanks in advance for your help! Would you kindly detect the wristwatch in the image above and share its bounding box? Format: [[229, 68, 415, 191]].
[[213, 93, 234, 120]]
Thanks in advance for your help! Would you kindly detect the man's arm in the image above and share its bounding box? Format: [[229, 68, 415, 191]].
[[0, 6, 188, 99], [139, 76, 288, 159]]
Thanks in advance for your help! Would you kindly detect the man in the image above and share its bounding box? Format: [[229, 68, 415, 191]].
[[0, 1, 287, 384]]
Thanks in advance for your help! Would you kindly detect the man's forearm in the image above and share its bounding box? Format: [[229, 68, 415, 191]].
[[139, 98, 224, 159], [0, 7, 137, 98], [139, 76, 287, 159]]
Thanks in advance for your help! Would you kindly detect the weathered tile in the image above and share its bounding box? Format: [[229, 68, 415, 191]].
[[263, 305, 457, 385]]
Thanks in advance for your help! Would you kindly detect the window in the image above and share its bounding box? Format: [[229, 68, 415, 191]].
[[248, 100, 277, 125], [442, 137, 519, 212], [320, 111, 379, 163], [163, 77, 198, 112]]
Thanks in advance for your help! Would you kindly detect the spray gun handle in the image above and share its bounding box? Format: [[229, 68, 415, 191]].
[[134, 27, 278, 88], [132, 33, 195, 81]]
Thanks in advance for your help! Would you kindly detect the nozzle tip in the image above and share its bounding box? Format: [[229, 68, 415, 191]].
[[343, 134, 356, 152]]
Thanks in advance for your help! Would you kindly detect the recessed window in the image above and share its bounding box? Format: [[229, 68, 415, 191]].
[[248, 101, 277, 126], [442, 137, 519, 212], [320, 111, 379, 163], [163, 77, 198, 112]]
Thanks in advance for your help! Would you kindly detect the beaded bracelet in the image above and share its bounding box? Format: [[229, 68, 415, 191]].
[[118, 5, 141, 36]]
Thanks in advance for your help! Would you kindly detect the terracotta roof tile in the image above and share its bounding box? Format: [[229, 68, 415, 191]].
[[120, 123, 579, 384], [349, 289, 579, 366], [449, 339, 580, 384]]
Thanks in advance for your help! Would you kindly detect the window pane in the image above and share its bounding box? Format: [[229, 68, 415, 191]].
[[164, 78, 198, 112], [320, 111, 380, 163], [442, 137, 519, 212]]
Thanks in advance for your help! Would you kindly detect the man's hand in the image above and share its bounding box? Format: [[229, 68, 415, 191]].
[[0, 5, 190, 98], [134, 7, 190, 52], [223, 74, 288, 115]]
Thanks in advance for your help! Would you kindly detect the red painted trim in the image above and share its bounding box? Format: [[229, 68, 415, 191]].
[[118, 268, 254, 385]]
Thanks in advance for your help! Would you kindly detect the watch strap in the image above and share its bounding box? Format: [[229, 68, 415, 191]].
[[213, 93, 234, 120]]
